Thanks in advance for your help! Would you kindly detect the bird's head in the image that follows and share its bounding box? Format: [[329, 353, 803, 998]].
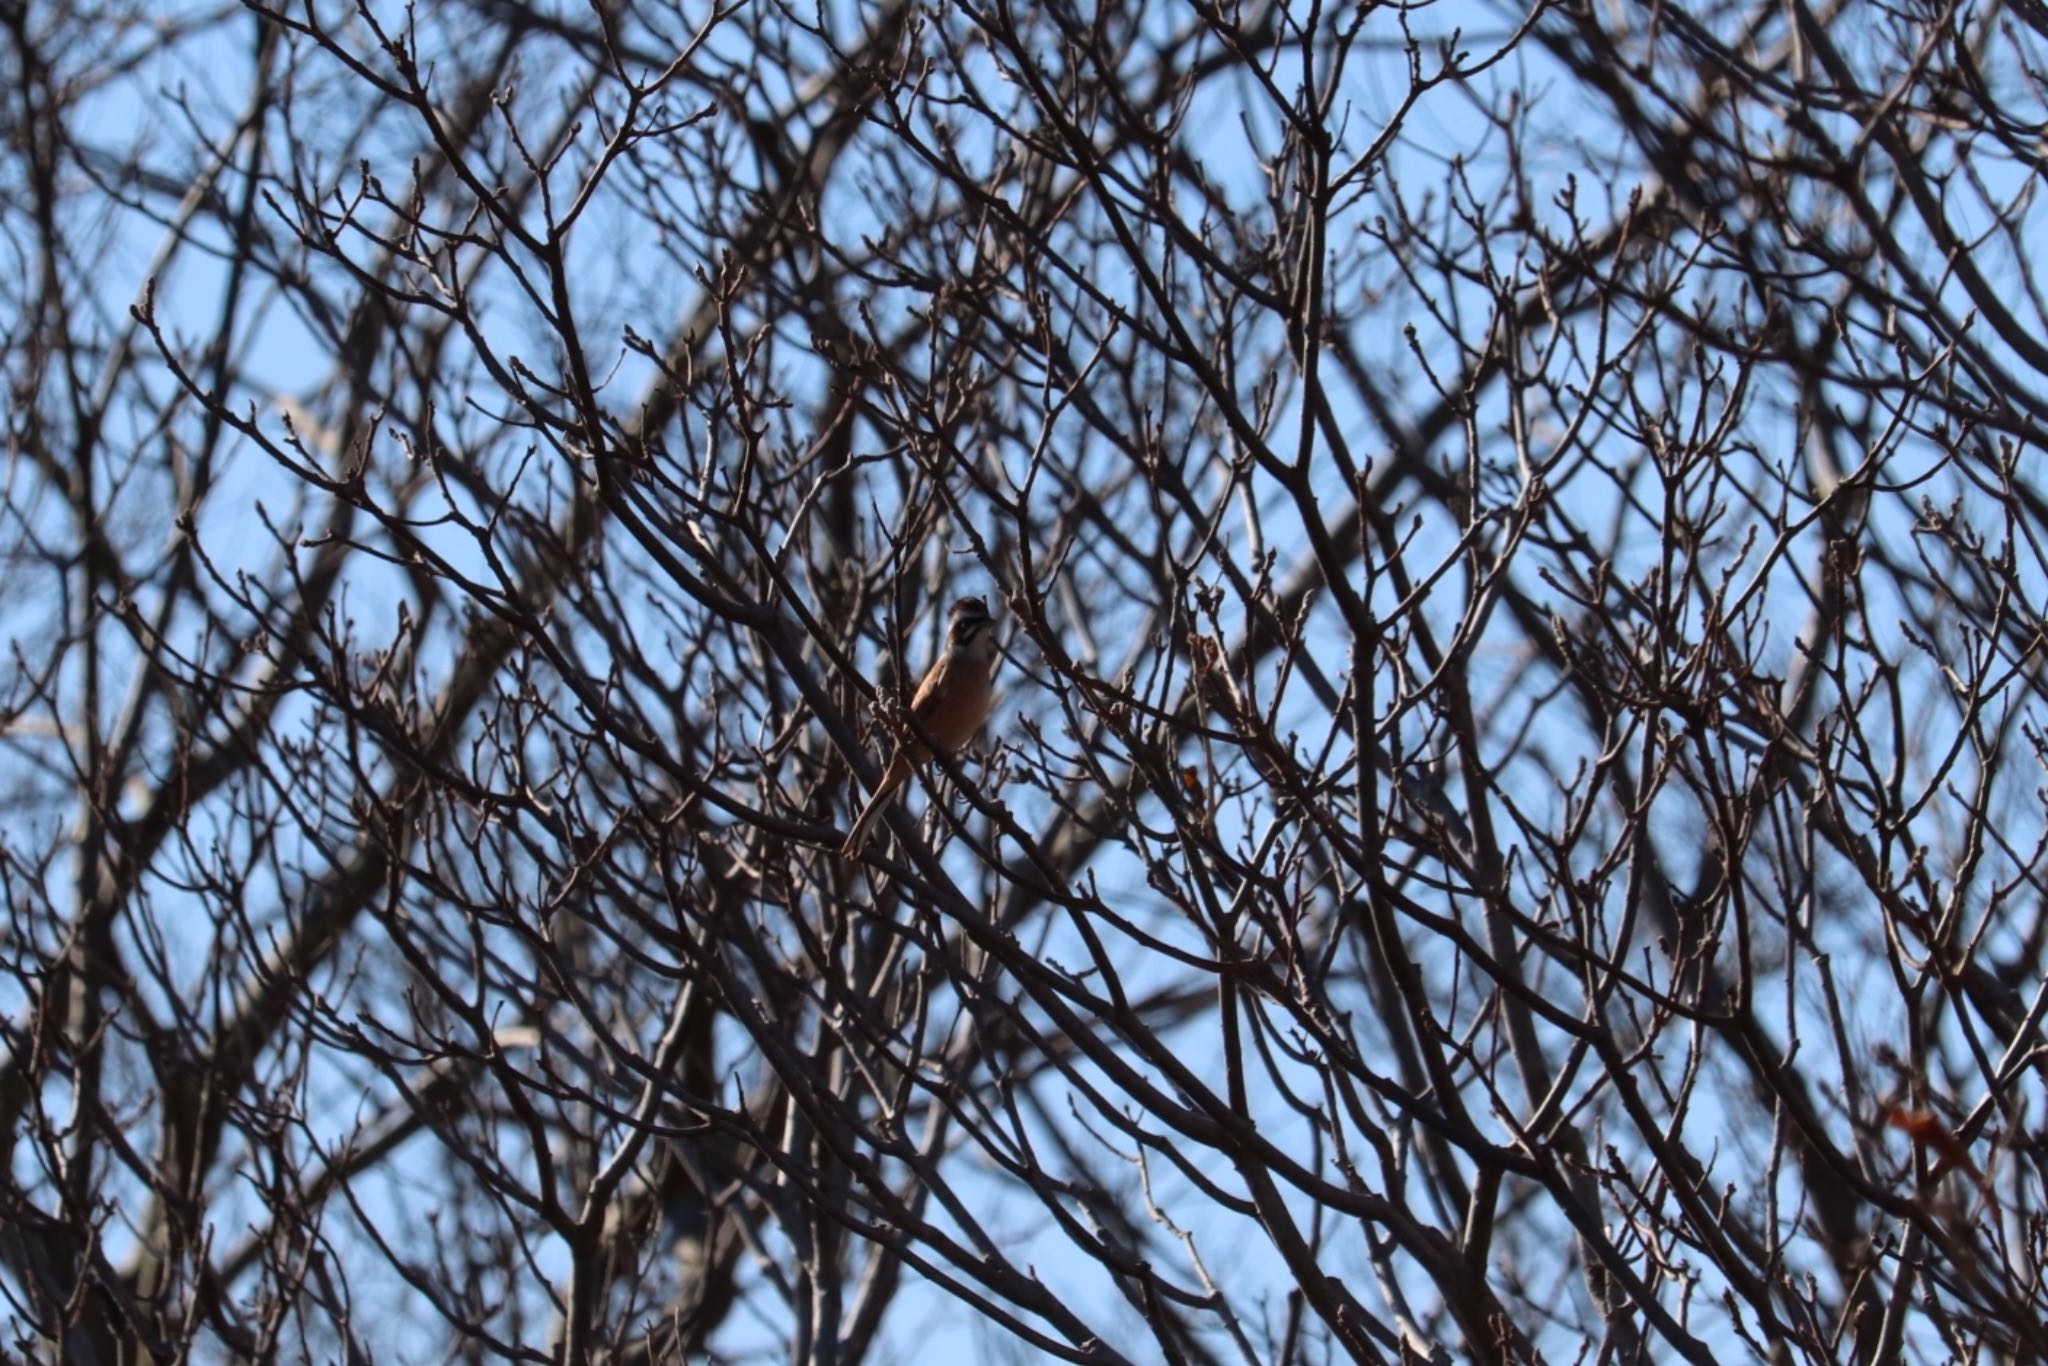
[[947, 595, 994, 653]]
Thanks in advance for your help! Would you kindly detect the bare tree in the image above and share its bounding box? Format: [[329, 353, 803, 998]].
[[4, 0, 2048, 1361]]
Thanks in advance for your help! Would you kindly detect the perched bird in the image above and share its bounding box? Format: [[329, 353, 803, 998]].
[[841, 595, 998, 857]]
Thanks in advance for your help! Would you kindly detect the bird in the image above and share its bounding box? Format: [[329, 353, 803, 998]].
[[841, 595, 998, 857]]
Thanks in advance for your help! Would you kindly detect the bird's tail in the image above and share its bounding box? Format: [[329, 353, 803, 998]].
[[840, 792, 888, 857], [841, 758, 908, 858]]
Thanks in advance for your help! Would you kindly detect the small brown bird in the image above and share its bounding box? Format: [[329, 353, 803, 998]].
[[841, 595, 998, 857]]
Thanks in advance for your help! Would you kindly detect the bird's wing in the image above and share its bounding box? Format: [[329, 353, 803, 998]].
[[908, 658, 947, 721]]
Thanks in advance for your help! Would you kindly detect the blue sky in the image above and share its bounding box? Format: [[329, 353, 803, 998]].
[[12, 0, 2048, 1360]]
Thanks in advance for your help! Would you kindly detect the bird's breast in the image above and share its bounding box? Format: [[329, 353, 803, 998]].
[[926, 661, 994, 750]]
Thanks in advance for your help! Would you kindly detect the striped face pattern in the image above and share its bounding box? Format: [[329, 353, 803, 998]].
[[947, 596, 992, 652]]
